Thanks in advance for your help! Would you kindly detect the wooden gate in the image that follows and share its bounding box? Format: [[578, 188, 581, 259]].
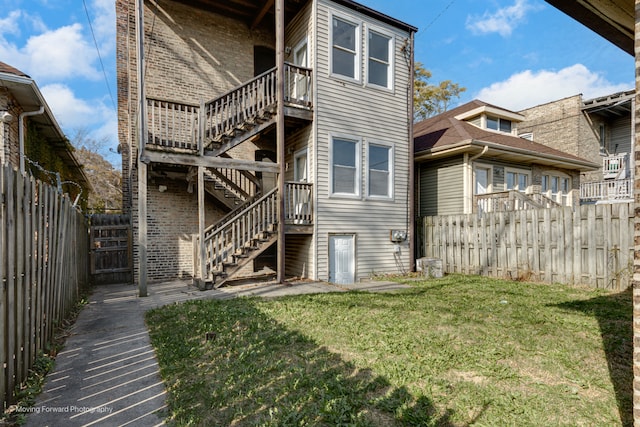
[[89, 214, 132, 285]]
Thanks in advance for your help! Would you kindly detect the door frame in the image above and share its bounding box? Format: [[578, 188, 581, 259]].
[[328, 233, 356, 284]]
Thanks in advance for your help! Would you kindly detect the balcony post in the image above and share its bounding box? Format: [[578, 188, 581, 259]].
[[276, 0, 286, 283]]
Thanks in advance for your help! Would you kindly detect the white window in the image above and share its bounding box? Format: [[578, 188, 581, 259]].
[[330, 136, 361, 197], [294, 148, 308, 182], [367, 142, 393, 199], [474, 165, 492, 194], [505, 168, 531, 192], [486, 116, 512, 133], [331, 16, 359, 80], [367, 28, 393, 89], [542, 172, 570, 194]]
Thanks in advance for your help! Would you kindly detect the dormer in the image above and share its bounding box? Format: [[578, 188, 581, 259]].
[[454, 104, 524, 136]]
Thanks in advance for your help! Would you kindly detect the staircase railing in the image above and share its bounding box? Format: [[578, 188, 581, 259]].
[[146, 98, 199, 151], [476, 190, 561, 213], [200, 188, 278, 280]]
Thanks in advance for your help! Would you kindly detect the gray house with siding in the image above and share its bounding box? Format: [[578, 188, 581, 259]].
[[117, 0, 417, 288], [415, 100, 597, 217]]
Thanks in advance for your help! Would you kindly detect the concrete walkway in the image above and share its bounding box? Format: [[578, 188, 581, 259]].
[[22, 279, 409, 426]]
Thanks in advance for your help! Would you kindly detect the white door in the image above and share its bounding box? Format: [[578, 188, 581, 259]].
[[293, 149, 309, 224], [329, 235, 355, 284], [293, 39, 308, 102]]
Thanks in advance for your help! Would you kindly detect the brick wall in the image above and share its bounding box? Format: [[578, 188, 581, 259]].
[[518, 95, 602, 183], [0, 90, 22, 169], [116, 0, 278, 281]]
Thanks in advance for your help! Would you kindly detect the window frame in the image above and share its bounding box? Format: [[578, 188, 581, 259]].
[[504, 167, 531, 192], [365, 24, 394, 90], [365, 140, 394, 200], [473, 163, 493, 195], [329, 13, 361, 82], [485, 115, 512, 134], [329, 134, 362, 198]]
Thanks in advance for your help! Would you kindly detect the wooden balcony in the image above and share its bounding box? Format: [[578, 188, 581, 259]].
[[144, 63, 313, 157], [602, 153, 629, 180]]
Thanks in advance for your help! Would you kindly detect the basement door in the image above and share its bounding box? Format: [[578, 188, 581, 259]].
[[329, 234, 355, 284]]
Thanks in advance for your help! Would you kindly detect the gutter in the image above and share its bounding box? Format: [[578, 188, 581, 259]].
[[19, 106, 45, 174]]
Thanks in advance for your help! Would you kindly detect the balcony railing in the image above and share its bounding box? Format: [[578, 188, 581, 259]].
[[475, 190, 563, 213], [603, 153, 628, 179], [580, 179, 633, 201], [285, 182, 313, 225], [145, 63, 313, 153]]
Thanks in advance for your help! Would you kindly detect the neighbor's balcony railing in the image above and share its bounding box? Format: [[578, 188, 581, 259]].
[[580, 179, 633, 201], [603, 153, 629, 179]]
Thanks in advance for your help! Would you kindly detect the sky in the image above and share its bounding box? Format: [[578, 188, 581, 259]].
[[0, 0, 634, 169]]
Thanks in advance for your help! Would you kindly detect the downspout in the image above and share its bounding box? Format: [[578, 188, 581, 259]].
[[408, 30, 415, 272], [19, 106, 45, 174], [465, 145, 488, 213]]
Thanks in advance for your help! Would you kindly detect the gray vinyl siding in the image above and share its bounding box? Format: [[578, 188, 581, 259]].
[[418, 158, 464, 216], [284, 4, 315, 278], [611, 115, 632, 155], [315, 0, 412, 282], [286, 235, 314, 278]]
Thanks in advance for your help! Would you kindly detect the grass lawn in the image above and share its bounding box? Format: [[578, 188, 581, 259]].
[[145, 275, 632, 426]]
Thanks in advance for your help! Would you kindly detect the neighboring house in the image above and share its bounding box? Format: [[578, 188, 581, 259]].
[[116, 0, 417, 287], [517, 90, 634, 204], [414, 100, 598, 217], [0, 61, 90, 201]]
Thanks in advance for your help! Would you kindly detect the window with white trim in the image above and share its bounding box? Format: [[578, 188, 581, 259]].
[[542, 172, 570, 195], [331, 136, 361, 196], [367, 29, 392, 89], [486, 116, 512, 133], [331, 16, 359, 80], [505, 168, 531, 192], [474, 165, 492, 194], [367, 142, 393, 198]]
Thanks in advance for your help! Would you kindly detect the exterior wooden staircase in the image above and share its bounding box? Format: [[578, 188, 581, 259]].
[[195, 188, 279, 288], [144, 63, 313, 287]]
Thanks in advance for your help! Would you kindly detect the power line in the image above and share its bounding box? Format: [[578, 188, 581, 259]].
[[82, 0, 117, 112], [417, 0, 457, 39]]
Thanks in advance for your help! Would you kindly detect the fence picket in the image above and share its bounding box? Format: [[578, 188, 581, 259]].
[[0, 164, 89, 409], [420, 203, 633, 290]]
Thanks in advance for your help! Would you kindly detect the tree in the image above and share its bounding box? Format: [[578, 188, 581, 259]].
[[70, 128, 123, 213], [414, 62, 466, 121]]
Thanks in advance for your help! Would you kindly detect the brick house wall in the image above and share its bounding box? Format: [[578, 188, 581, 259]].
[[116, 0, 277, 281], [518, 95, 603, 184], [0, 89, 23, 168]]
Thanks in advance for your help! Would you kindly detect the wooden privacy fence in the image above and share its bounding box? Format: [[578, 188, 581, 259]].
[[1, 164, 89, 409], [418, 203, 634, 290]]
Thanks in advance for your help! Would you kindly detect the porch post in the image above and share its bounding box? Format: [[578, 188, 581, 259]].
[[136, 0, 147, 297], [633, 1, 640, 425], [276, 0, 286, 283]]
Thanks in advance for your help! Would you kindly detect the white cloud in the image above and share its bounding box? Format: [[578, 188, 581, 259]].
[[466, 0, 540, 37], [25, 24, 99, 81], [0, 10, 21, 35], [475, 64, 633, 111], [41, 83, 119, 165]]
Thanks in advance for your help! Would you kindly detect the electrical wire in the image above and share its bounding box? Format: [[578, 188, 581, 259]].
[[82, 0, 117, 112]]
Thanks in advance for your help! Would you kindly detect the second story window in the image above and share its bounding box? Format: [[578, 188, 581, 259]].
[[332, 17, 359, 80], [367, 142, 393, 198], [367, 30, 392, 88], [486, 116, 512, 133]]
